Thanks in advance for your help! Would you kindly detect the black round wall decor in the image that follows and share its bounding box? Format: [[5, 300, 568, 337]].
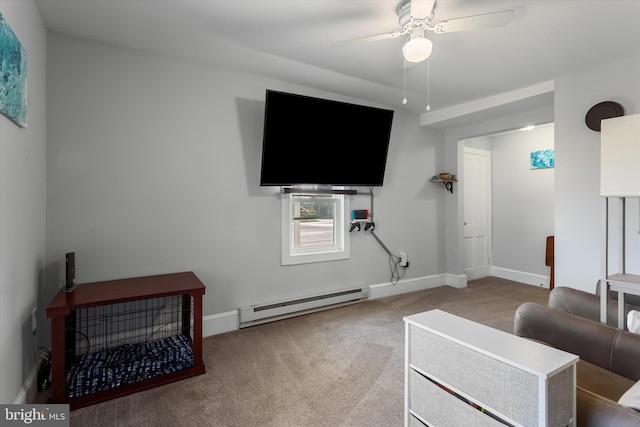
[[585, 101, 624, 131]]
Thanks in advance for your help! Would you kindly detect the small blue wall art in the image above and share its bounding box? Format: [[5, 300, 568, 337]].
[[530, 149, 554, 170], [0, 12, 27, 128]]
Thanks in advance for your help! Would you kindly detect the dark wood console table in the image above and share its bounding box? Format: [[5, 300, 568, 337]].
[[46, 271, 206, 409]]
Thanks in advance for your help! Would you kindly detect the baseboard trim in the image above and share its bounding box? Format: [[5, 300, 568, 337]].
[[491, 266, 549, 289], [444, 273, 468, 288], [202, 274, 457, 337], [368, 274, 455, 299], [181, 270, 551, 338], [203, 310, 238, 337], [14, 361, 39, 404]]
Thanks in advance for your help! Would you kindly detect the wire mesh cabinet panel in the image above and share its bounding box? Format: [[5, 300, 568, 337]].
[[46, 271, 206, 409]]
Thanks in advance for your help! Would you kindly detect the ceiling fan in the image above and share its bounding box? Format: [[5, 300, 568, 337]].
[[332, 0, 514, 64]]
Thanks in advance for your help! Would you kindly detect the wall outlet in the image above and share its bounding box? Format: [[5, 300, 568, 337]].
[[400, 251, 408, 267]]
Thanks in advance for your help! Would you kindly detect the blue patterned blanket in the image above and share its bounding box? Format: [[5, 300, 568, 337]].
[[66, 334, 194, 399]]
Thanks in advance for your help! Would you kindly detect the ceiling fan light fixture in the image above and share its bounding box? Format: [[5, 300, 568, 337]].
[[403, 29, 432, 63]]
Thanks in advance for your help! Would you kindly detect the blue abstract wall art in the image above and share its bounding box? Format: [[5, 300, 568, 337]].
[[0, 12, 27, 128], [530, 149, 554, 169]]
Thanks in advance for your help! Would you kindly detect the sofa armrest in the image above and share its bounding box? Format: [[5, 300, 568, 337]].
[[514, 302, 640, 381]]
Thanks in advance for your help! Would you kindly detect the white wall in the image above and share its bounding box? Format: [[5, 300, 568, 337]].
[[44, 33, 446, 334], [441, 56, 640, 291], [490, 124, 554, 280], [555, 55, 640, 292], [0, 0, 47, 404]]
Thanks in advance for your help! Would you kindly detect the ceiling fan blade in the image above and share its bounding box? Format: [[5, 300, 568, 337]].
[[331, 30, 405, 48], [410, 0, 435, 19], [432, 10, 514, 34]]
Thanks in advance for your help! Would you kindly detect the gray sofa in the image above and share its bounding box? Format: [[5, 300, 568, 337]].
[[514, 287, 640, 427]]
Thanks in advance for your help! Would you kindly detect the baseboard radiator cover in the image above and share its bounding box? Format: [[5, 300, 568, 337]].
[[238, 287, 369, 328]]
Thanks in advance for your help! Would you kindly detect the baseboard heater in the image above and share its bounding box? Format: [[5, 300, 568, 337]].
[[238, 287, 369, 328]]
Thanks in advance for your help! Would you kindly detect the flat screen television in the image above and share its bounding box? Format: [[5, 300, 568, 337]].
[[260, 90, 394, 187]]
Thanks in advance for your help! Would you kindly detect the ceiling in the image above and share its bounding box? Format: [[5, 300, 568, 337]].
[[34, 0, 640, 128]]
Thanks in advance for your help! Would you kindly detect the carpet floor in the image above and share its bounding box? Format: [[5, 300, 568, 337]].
[[65, 276, 550, 426]]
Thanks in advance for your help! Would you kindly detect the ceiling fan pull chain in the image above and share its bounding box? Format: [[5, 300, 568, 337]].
[[426, 57, 431, 111], [403, 62, 408, 105]]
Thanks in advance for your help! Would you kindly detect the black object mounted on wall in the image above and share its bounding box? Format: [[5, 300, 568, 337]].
[[260, 90, 394, 187], [585, 101, 624, 131], [65, 252, 76, 292]]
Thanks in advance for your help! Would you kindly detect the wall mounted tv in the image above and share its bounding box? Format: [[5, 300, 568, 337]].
[[260, 90, 394, 187]]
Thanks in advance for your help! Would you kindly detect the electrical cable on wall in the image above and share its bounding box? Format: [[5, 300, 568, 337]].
[[370, 229, 407, 285], [349, 186, 407, 285]]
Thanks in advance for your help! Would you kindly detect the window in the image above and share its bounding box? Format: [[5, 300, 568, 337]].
[[281, 193, 350, 265]]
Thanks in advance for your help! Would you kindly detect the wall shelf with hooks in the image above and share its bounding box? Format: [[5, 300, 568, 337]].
[[430, 175, 457, 194]]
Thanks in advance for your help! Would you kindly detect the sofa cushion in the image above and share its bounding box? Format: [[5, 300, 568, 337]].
[[577, 359, 635, 402], [577, 386, 640, 427]]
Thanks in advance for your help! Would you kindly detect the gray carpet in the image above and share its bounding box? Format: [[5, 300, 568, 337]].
[[66, 277, 550, 426]]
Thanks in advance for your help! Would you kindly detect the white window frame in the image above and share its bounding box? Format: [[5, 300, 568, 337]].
[[281, 193, 350, 265]]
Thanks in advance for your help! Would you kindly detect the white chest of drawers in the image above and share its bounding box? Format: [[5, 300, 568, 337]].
[[404, 310, 578, 427]]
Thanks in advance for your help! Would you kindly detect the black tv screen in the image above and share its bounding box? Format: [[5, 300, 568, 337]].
[[260, 90, 394, 186]]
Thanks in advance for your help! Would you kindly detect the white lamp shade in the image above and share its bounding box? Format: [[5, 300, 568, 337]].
[[403, 36, 433, 63]]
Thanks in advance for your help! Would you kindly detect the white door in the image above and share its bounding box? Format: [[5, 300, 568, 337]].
[[463, 147, 492, 279]]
